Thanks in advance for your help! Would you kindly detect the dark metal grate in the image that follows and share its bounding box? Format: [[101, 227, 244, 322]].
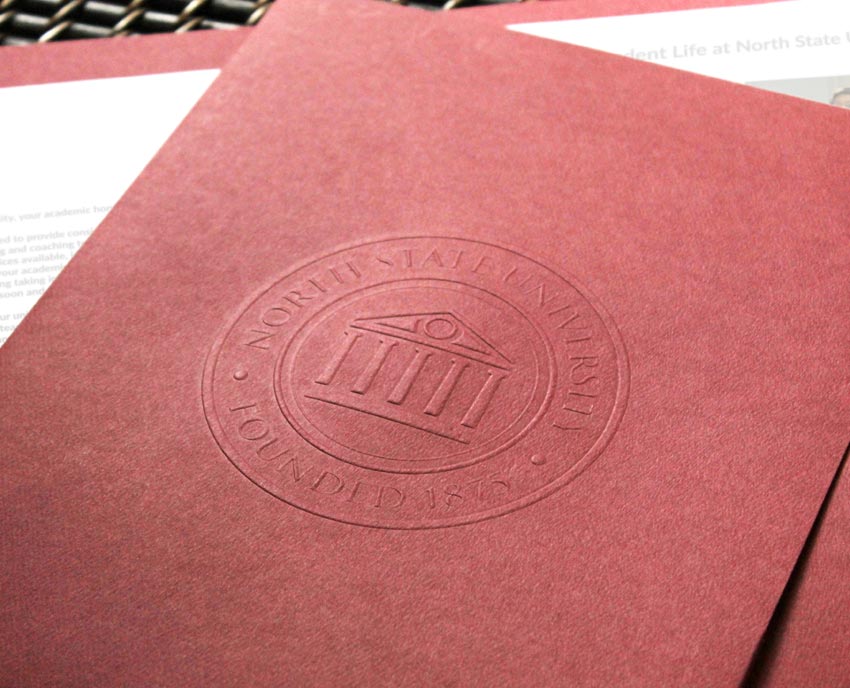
[[0, 0, 522, 46]]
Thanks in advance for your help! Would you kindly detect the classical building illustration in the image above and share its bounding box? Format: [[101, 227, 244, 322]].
[[305, 312, 513, 445]]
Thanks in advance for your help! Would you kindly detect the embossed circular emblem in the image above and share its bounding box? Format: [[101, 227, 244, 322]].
[[203, 237, 628, 528]]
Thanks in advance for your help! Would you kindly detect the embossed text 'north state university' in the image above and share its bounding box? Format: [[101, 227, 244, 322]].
[[203, 237, 628, 528]]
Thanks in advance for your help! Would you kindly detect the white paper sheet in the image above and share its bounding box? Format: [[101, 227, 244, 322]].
[[510, 0, 850, 106], [0, 69, 217, 345]]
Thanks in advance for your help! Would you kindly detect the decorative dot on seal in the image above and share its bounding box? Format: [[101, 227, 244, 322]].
[[202, 236, 629, 529]]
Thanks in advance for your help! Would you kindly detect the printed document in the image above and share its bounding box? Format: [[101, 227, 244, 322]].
[[0, 69, 216, 344], [510, 0, 850, 105]]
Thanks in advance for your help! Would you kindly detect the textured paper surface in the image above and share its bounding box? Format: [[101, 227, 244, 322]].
[[0, 29, 244, 87], [2, 1, 850, 685], [757, 454, 850, 686]]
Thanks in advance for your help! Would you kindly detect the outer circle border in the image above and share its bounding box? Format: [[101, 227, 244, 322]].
[[202, 235, 631, 529]]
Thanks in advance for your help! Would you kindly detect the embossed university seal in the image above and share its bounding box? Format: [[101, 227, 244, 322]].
[[203, 237, 628, 528]]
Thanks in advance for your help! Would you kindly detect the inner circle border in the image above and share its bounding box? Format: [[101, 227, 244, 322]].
[[273, 278, 556, 474], [202, 235, 630, 529]]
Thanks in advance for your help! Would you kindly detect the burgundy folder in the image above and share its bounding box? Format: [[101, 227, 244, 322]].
[[2, 1, 849, 685]]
